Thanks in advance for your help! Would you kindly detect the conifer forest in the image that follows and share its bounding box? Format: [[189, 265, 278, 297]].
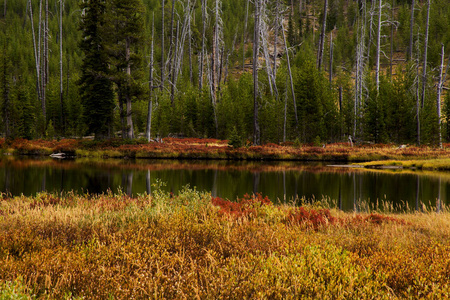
[[1, 0, 450, 146]]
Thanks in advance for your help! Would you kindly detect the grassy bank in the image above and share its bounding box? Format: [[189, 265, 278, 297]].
[[357, 158, 450, 171], [3, 138, 450, 162], [1, 186, 450, 299]]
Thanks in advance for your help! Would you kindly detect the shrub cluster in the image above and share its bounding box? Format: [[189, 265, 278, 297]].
[[1, 187, 450, 298]]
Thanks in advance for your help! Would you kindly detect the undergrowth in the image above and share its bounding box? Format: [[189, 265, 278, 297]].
[[1, 185, 449, 299]]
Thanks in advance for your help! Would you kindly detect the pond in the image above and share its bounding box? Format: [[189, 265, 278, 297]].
[[0, 157, 448, 211]]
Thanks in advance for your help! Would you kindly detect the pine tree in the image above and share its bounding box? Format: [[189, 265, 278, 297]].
[[107, 0, 145, 139], [79, 0, 114, 140]]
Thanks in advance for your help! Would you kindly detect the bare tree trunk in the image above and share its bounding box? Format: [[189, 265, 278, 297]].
[[29, 0, 41, 105], [170, 20, 179, 105], [146, 170, 151, 195], [146, 16, 155, 142], [437, 44, 444, 148], [408, 0, 415, 61], [375, 0, 381, 93], [188, 0, 193, 85], [317, 0, 328, 70], [253, 0, 260, 145], [160, 0, 165, 90], [45, 0, 48, 85], [242, 0, 249, 72], [273, 0, 279, 78], [354, 0, 367, 140], [421, 0, 430, 108], [3, 0, 6, 17], [260, 0, 275, 96], [281, 22, 299, 128], [390, 0, 394, 80], [41, 0, 48, 123], [199, 0, 206, 91], [167, 0, 176, 93]]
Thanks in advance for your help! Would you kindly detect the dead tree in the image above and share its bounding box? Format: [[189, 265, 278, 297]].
[[43, 0, 48, 121], [281, 21, 299, 129], [167, 0, 176, 99], [375, 0, 382, 93], [199, 0, 207, 91], [407, 0, 415, 61], [354, 0, 367, 139], [212, 0, 224, 100], [242, 0, 249, 72], [253, 0, 261, 145], [317, 0, 328, 71], [260, 0, 276, 97], [421, 0, 430, 108], [187, 0, 193, 84], [273, 0, 280, 79], [29, 0, 41, 106]]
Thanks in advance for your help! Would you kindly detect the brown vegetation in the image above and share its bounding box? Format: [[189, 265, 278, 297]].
[[1, 188, 450, 298]]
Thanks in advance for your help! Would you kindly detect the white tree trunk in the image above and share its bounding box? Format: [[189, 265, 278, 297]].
[[317, 0, 328, 70], [281, 22, 299, 128], [375, 0, 381, 93], [408, 0, 415, 61], [253, 0, 260, 145], [160, 0, 165, 90], [421, 0, 430, 108], [29, 0, 41, 105]]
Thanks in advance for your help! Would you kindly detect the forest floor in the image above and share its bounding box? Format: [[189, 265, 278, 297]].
[[2, 137, 450, 163], [1, 187, 449, 299]]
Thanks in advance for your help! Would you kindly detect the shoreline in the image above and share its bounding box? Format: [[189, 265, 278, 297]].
[[3, 138, 450, 163]]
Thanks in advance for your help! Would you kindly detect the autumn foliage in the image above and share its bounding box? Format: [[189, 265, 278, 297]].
[[1, 187, 450, 298]]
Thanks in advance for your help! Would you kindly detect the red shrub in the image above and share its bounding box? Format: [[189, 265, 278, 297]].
[[284, 207, 336, 229], [211, 193, 271, 218]]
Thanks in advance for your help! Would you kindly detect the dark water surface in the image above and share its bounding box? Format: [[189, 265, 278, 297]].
[[1, 157, 448, 211]]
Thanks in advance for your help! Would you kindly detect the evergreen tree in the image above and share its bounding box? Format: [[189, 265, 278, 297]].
[[106, 0, 145, 139], [79, 0, 114, 139]]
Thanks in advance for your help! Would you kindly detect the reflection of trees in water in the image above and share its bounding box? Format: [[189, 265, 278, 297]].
[[0, 158, 448, 211], [146, 170, 151, 195]]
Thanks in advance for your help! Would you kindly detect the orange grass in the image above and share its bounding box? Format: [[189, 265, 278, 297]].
[[1, 187, 450, 298]]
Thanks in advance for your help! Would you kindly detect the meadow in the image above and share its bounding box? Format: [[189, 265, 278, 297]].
[[1, 185, 450, 299]]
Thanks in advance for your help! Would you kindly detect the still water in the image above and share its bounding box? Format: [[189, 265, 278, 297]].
[[1, 157, 448, 211]]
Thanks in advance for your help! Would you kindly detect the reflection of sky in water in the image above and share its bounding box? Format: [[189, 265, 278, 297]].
[[0, 158, 446, 211]]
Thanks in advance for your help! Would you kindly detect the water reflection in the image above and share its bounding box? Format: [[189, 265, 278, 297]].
[[0, 157, 448, 211]]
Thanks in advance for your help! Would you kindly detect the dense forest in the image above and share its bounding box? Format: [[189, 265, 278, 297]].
[[1, 0, 450, 145]]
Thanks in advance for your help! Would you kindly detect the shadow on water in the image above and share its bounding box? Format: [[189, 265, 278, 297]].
[[0, 156, 448, 211]]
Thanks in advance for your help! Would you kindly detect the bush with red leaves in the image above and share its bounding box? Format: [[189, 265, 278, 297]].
[[211, 193, 271, 218], [284, 207, 336, 229]]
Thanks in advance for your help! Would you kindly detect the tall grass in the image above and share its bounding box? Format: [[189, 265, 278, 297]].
[[1, 186, 450, 299]]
